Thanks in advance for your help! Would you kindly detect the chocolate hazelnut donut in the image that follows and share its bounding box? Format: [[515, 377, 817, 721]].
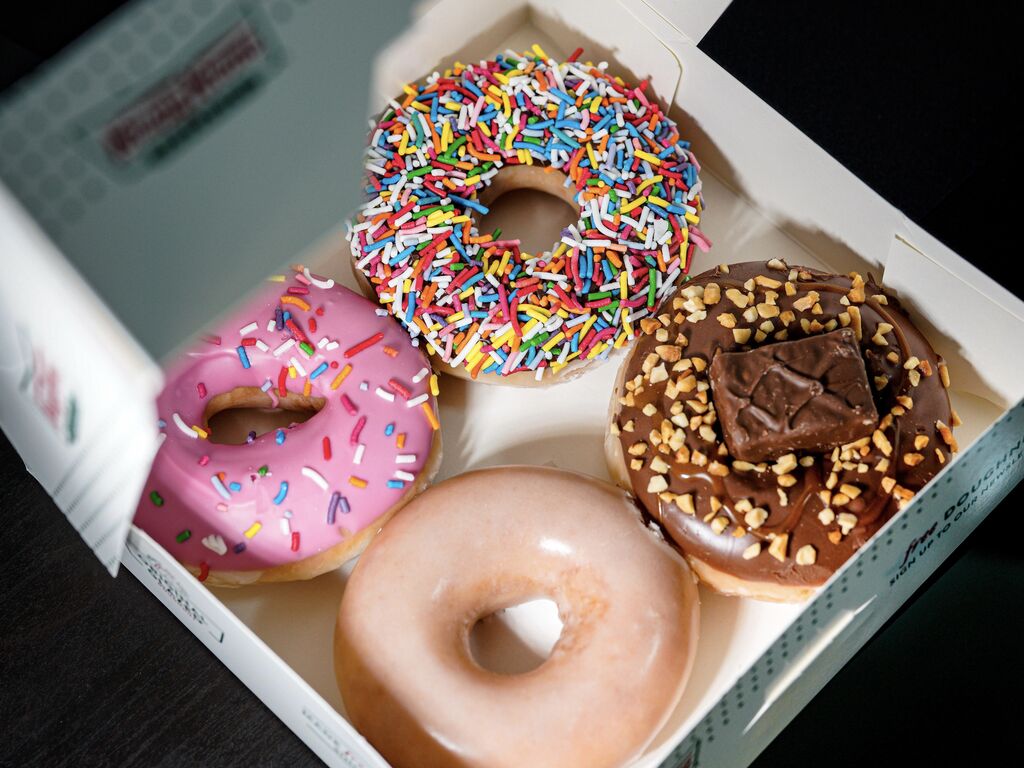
[[606, 260, 959, 602]]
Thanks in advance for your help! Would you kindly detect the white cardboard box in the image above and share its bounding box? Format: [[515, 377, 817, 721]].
[[2, 1, 1023, 767]]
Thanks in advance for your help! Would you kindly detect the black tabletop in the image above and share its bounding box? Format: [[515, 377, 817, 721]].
[[1, 1, 1020, 766]]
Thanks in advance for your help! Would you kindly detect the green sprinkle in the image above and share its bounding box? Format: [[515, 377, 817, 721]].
[[519, 331, 550, 351], [258, 465, 269, 477], [647, 268, 657, 308], [150, 491, 164, 507], [299, 341, 315, 357], [587, 291, 613, 301], [407, 166, 434, 178], [176, 529, 191, 543]]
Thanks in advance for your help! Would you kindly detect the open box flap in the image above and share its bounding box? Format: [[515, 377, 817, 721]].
[[0, 186, 161, 575]]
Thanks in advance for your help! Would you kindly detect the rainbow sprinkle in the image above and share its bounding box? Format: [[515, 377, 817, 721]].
[[349, 47, 708, 380]]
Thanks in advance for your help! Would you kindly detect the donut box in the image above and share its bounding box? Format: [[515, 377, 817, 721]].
[[1, 1, 1023, 767]]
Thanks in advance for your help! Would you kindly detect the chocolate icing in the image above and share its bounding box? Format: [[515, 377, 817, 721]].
[[709, 328, 879, 463], [612, 261, 956, 588]]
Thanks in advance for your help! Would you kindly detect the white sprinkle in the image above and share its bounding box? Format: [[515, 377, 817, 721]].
[[395, 454, 417, 464], [239, 321, 258, 335], [412, 367, 429, 383], [317, 337, 329, 349], [172, 412, 198, 439], [325, 341, 340, 351], [273, 338, 295, 357], [260, 380, 273, 392], [289, 357, 307, 377], [375, 387, 395, 402], [279, 518, 291, 535], [359, 381, 369, 391], [406, 393, 428, 408], [254, 340, 269, 352], [202, 535, 227, 556], [303, 268, 335, 289], [301, 466, 329, 491], [353, 444, 365, 465], [266, 319, 276, 332], [394, 470, 415, 482]]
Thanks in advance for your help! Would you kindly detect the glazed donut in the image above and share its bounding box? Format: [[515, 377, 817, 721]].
[[134, 268, 442, 587], [335, 466, 699, 768], [348, 45, 710, 386], [607, 260, 959, 602]]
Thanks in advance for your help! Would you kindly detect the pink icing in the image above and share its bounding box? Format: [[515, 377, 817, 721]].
[[134, 271, 439, 572]]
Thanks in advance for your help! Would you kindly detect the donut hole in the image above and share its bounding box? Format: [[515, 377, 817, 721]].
[[204, 387, 325, 446], [476, 166, 578, 256], [468, 598, 563, 675]]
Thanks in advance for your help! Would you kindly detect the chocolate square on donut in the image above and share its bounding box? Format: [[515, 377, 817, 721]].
[[709, 328, 879, 463]]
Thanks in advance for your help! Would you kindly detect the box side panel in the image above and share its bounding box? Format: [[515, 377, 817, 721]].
[[0, 186, 161, 574], [656, 399, 1024, 767], [122, 527, 390, 768]]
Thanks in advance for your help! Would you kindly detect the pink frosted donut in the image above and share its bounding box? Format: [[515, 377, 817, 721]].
[[335, 466, 699, 768], [134, 268, 442, 586]]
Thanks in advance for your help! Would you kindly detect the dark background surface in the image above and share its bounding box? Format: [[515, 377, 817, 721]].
[[1, 1, 1020, 766]]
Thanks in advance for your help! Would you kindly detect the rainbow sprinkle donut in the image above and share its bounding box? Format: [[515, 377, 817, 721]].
[[349, 45, 710, 384]]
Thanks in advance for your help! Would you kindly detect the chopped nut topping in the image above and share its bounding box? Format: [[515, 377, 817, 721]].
[[677, 493, 696, 515], [938, 361, 951, 388], [784, 281, 797, 296], [656, 345, 682, 363], [756, 274, 783, 289], [744, 507, 768, 529], [832, 492, 850, 506], [951, 409, 963, 427], [839, 483, 862, 499], [913, 435, 930, 450], [873, 375, 889, 391], [847, 273, 866, 303], [698, 424, 717, 443], [649, 456, 670, 474], [777, 474, 797, 487], [767, 258, 788, 271], [872, 429, 893, 456], [639, 317, 661, 335], [792, 291, 820, 313], [732, 328, 752, 344], [837, 512, 858, 535], [828, 530, 843, 545], [756, 302, 781, 319], [710, 516, 729, 534], [773, 453, 798, 474], [847, 305, 863, 340], [742, 542, 762, 560], [818, 508, 836, 525], [725, 288, 749, 308], [732, 460, 756, 472], [903, 355, 921, 370], [935, 448, 946, 464], [630, 459, 644, 470], [896, 395, 914, 410], [795, 544, 817, 566], [655, 328, 670, 342], [708, 461, 730, 477], [881, 476, 897, 494], [642, 403, 658, 417], [936, 420, 959, 451], [735, 498, 753, 513], [647, 475, 668, 493], [799, 455, 816, 467], [703, 283, 721, 304], [768, 534, 789, 562], [908, 369, 921, 387], [622, 419, 635, 432]]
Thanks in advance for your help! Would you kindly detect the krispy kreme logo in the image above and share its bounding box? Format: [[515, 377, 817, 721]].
[[105, 22, 263, 161], [71, 4, 284, 176]]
